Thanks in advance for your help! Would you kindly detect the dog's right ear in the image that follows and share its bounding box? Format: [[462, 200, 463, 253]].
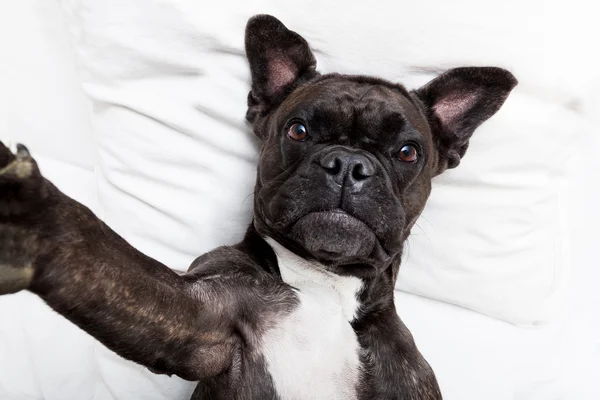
[[245, 15, 318, 125], [413, 67, 517, 173]]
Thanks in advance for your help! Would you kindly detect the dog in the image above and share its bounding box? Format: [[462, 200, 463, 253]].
[[0, 14, 516, 400]]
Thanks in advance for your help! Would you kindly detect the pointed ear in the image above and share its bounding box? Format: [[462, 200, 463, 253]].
[[245, 15, 318, 122], [413, 67, 518, 173]]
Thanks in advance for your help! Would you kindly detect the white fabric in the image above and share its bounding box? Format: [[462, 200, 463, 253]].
[[1, 0, 599, 399], [2, 0, 96, 170]]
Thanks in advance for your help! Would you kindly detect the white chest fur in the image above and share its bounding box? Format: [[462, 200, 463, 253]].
[[262, 238, 364, 400]]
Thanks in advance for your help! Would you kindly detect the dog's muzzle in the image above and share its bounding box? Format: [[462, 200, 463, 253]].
[[318, 148, 375, 193]]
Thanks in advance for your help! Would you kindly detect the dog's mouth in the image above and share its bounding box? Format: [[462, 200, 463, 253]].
[[289, 209, 379, 261]]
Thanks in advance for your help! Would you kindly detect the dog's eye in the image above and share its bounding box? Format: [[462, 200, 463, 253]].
[[287, 123, 308, 141], [398, 144, 419, 163]]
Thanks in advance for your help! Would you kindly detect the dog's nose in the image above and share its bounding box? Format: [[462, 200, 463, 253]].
[[319, 149, 375, 188]]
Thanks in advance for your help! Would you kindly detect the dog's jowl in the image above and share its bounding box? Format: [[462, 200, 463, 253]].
[[0, 14, 516, 400]]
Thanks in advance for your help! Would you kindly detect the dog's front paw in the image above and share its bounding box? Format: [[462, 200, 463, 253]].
[[0, 142, 49, 294], [0, 142, 48, 216]]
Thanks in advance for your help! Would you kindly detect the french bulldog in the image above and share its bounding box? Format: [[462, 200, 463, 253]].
[[0, 14, 516, 400]]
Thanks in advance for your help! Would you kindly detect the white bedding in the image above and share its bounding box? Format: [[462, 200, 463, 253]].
[[1, 1, 599, 399]]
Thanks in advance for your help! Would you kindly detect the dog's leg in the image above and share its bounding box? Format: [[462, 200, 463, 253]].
[[0, 142, 237, 381]]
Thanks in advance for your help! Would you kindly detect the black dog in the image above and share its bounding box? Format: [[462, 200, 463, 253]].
[[0, 15, 516, 400]]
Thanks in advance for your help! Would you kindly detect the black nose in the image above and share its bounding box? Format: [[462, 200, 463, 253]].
[[319, 149, 375, 188]]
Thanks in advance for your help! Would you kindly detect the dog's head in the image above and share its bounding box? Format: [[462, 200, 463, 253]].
[[245, 15, 517, 278]]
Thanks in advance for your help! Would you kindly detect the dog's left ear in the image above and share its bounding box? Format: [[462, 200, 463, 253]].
[[245, 15, 318, 124], [413, 67, 517, 173]]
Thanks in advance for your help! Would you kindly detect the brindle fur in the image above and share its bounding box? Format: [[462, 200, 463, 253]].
[[0, 15, 516, 399]]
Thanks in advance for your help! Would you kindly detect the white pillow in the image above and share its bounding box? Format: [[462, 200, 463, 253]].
[[58, 0, 591, 326], [3, 0, 97, 170]]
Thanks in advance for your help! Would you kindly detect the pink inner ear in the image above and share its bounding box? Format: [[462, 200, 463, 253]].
[[432, 91, 480, 131], [266, 49, 298, 97]]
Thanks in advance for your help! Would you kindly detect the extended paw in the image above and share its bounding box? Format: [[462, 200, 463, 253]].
[[0, 142, 46, 217], [0, 263, 35, 295], [0, 143, 32, 175], [0, 142, 47, 294]]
